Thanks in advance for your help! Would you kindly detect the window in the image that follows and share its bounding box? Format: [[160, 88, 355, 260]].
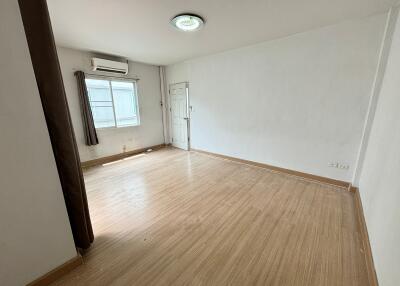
[[85, 78, 140, 128]]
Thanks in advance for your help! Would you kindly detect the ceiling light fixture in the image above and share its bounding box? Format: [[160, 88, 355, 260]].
[[171, 14, 205, 32]]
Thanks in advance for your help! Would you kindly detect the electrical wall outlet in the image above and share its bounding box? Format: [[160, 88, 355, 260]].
[[338, 164, 349, 170], [328, 162, 349, 170]]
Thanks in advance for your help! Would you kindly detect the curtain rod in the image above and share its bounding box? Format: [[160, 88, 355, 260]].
[[84, 72, 140, 82]]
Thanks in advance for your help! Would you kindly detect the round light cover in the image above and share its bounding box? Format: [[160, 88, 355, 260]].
[[171, 14, 204, 32]]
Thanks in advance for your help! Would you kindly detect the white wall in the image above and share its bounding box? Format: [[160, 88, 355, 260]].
[[166, 14, 387, 182], [352, 9, 397, 186], [57, 47, 164, 162], [0, 1, 77, 285], [357, 7, 400, 286]]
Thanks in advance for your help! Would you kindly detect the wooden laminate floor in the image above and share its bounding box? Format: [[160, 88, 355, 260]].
[[52, 148, 368, 286]]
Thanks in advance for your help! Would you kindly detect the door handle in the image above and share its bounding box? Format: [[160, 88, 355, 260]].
[[183, 117, 189, 120]]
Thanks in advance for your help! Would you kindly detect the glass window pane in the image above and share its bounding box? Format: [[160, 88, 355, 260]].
[[91, 106, 115, 128], [90, 102, 113, 108], [85, 79, 112, 102], [111, 81, 138, 127], [86, 78, 115, 128]]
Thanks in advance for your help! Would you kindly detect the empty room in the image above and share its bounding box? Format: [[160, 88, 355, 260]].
[[1, 0, 400, 285]]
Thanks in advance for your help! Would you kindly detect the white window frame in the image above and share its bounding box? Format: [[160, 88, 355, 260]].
[[86, 76, 140, 129]]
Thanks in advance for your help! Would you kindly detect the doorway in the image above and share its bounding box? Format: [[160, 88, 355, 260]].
[[169, 82, 190, 150]]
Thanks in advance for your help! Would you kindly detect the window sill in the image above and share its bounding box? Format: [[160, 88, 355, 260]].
[[96, 124, 140, 131]]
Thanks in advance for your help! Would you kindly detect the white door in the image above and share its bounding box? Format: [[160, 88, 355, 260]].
[[170, 83, 189, 150]]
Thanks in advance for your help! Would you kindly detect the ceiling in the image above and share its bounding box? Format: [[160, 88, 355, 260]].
[[47, 0, 397, 66]]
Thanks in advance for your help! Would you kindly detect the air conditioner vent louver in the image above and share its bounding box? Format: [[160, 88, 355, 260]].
[[96, 67, 127, 74], [91, 58, 129, 75]]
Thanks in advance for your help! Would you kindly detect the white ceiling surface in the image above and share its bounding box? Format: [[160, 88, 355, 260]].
[[47, 0, 397, 66]]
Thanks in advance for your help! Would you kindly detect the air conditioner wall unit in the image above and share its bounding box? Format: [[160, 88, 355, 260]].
[[91, 58, 129, 75]]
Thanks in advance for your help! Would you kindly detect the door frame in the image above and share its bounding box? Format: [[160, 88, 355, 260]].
[[168, 82, 190, 150]]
